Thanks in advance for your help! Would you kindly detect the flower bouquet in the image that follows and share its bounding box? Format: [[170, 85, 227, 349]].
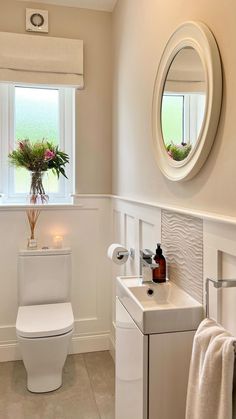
[[9, 139, 69, 203], [166, 142, 192, 161], [9, 139, 69, 248]]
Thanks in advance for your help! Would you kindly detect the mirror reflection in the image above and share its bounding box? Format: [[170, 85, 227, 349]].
[[161, 47, 206, 161]]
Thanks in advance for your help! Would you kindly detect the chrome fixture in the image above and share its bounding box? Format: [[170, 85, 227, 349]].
[[140, 249, 159, 284], [205, 277, 236, 352], [117, 248, 135, 260], [140, 249, 159, 268], [205, 277, 236, 318]]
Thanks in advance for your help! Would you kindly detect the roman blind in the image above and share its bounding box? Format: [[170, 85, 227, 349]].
[[0, 31, 84, 88]]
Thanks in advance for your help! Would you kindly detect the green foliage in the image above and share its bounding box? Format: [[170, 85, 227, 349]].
[[166, 142, 192, 161], [9, 139, 69, 178]]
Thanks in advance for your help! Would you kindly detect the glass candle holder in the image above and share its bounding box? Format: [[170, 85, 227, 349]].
[[53, 235, 63, 249]]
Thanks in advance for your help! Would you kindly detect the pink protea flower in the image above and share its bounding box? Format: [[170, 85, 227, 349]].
[[44, 149, 55, 160]]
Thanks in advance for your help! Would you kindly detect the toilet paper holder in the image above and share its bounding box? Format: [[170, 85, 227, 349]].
[[117, 248, 135, 260], [107, 243, 135, 265]]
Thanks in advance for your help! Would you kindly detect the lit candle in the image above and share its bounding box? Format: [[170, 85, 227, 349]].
[[53, 235, 63, 249]]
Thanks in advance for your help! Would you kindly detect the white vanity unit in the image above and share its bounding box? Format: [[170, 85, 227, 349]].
[[115, 276, 203, 419]]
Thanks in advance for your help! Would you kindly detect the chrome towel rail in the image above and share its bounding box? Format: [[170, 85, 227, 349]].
[[205, 278, 236, 352], [205, 278, 236, 318]]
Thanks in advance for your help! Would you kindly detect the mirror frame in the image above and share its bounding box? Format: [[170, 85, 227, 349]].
[[152, 21, 222, 182]]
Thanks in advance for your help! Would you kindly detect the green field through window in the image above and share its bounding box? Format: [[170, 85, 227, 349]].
[[161, 95, 184, 146]]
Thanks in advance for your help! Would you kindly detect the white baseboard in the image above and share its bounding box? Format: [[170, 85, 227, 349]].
[[69, 332, 110, 354], [0, 332, 111, 363], [0, 342, 22, 362]]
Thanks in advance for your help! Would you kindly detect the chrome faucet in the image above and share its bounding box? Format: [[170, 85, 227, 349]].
[[140, 249, 159, 283]]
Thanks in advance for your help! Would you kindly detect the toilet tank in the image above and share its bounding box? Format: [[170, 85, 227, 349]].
[[18, 248, 72, 306]]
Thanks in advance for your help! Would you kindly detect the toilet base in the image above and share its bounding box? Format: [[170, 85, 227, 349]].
[[17, 329, 73, 393], [27, 373, 62, 393]]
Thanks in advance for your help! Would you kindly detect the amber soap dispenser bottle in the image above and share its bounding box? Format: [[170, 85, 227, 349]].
[[153, 243, 166, 283]]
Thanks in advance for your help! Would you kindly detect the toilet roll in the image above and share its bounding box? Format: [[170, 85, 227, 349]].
[[107, 243, 129, 265]]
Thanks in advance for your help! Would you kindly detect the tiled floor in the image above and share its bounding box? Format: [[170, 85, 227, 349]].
[[0, 351, 115, 419]]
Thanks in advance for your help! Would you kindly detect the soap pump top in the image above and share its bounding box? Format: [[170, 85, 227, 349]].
[[153, 243, 166, 283], [156, 243, 163, 256]]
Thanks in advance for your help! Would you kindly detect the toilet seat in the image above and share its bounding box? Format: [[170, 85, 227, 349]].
[[16, 302, 74, 338]]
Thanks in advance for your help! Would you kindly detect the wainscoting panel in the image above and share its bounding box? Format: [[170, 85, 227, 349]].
[[161, 210, 203, 303], [139, 220, 157, 254], [111, 199, 208, 351], [124, 214, 136, 276], [111, 199, 162, 345], [4, 193, 236, 362], [112, 199, 162, 276], [111, 208, 125, 347], [204, 221, 236, 338], [0, 196, 112, 361]]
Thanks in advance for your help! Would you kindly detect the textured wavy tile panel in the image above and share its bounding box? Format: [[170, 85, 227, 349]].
[[161, 210, 203, 303]]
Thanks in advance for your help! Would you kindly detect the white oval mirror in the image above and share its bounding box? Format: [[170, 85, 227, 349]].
[[152, 21, 222, 181]]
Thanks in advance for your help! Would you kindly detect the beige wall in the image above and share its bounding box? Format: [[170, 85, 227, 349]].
[[112, 0, 236, 216], [0, 0, 112, 193]]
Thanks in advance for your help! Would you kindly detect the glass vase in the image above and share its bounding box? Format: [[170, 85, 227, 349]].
[[29, 171, 48, 205]]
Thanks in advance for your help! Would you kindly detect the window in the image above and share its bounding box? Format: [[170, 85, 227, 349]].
[[161, 92, 205, 146], [0, 83, 75, 204], [162, 94, 184, 145]]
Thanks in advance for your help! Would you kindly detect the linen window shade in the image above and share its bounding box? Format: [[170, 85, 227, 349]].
[[0, 32, 84, 88]]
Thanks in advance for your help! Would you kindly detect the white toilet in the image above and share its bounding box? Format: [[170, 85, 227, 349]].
[[16, 248, 74, 393]]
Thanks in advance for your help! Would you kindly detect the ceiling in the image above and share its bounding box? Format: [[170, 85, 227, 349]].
[[19, 0, 117, 12]]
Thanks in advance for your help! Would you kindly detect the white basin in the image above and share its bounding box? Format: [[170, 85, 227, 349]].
[[116, 276, 203, 334]]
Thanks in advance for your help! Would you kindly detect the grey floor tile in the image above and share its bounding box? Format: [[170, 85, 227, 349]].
[[84, 351, 115, 419], [0, 352, 114, 419]]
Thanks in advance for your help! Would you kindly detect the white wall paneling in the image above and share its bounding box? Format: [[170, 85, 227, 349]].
[[112, 195, 236, 227], [124, 214, 136, 276], [112, 199, 162, 273], [111, 208, 123, 350], [3, 193, 236, 362], [112, 198, 236, 352], [0, 196, 112, 361], [111, 198, 162, 346], [204, 221, 236, 337]]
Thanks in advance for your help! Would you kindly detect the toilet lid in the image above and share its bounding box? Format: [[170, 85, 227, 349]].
[[16, 302, 74, 338]]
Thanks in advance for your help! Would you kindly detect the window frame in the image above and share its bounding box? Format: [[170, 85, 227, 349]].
[[0, 83, 75, 204]]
